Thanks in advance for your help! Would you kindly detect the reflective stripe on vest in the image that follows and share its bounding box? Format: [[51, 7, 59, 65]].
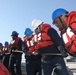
[[3, 47, 7, 52], [34, 33, 42, 42], [33, 32, 54, 50], [62, 27, 74, 44], [26, 40, 34, 47]]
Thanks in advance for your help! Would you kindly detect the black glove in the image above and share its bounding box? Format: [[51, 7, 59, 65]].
[[61, 50, 68, 57], [58, 46, 68, 57], [26, 51, 32, 56]]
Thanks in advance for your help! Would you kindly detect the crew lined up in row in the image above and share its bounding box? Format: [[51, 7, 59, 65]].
[[0, 8, 76, 75]]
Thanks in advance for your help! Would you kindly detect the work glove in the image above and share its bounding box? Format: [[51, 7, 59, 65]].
[[61, 50, 68, 57], [32, 51, 39, 56], [26, 51, 32, 56], [58, 46, 68, 57]]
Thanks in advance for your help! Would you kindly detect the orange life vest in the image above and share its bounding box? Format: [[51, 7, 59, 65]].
[[61, 11, 76, 55], [2, 46, 10, 54], [23, 36, 35, 52], [10, 37, 21, 49], [0, 62, 10, 75], [34, 24, 54, 50]]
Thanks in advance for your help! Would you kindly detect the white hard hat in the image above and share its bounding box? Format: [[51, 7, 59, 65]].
[[32, 18, 43, 30]]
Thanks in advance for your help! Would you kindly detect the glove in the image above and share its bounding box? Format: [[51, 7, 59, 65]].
[[57, 46, 68, 57], [61, 51, 68, 57], [32, 51, 38, 56], [26, 51, 32, 56]]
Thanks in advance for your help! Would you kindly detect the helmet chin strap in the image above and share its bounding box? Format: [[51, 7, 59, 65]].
[[37, 22, 43, 33], [59, 16, 66, 30]]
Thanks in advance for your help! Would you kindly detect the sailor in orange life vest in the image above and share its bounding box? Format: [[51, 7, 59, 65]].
[[52, 8, 76, 56], [9, 31, 23, 75], [0, 43, 3, 62], [0, 44, 10, 75], [2, 41, 10, 70], [23, 28, 42, 75], [31, 18, 69, 75]]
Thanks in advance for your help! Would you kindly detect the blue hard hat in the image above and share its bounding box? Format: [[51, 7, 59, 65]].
[[24, 28, 33, 36], [0, 43, 3, 46], [11, 31, 19, 36], [4, 41, 9, 46], [52, 8, 69, 23]]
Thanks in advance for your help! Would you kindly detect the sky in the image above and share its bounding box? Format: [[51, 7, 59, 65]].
[[0, 0, 76, 45]]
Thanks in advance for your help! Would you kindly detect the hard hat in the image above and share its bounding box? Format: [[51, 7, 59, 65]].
[[11, 31, 19, 36], [24, 28, 33, 36], [52, 8, 69, 23], [32, 18, 43, 30], [0, 43, 3, 46], [4, 41, 9, 46]]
